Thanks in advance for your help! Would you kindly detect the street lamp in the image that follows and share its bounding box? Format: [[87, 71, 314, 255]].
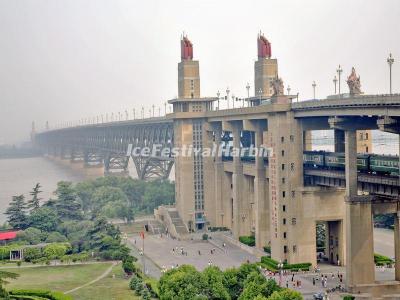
[[226, 87, 230, 109], [217, 91, 220, 110], [337, 65, 343, 96], [125, 110, 128, 120], [164, 102, 167, 115], [287, 85, 291, 95], [246, 83, 250, 107], [232, 94, 235, 108], [333, 75, 338, 94], [258, 88, 263, 104], [133, 109, 136, 120], [387, 53, 395, 95], [278, 261, 284, 286], [312, 81, 317, 100], [152, 105, 155, 117]]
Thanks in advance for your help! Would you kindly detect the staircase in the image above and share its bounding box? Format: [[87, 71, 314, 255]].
[[168, 210, 189, 235], [154, 206, 189, 239], [147, 219, 166, 235]]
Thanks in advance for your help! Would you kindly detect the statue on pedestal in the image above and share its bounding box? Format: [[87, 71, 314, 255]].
[[272, 76, 284, 96], [347, 67, 362, 95]]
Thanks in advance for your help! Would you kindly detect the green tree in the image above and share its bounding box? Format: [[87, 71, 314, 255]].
[[159, 265, 207, 300], [0, 270, 19, 298], [54, 182, 82, 220], [45, 231, 68, 243], [5, 195, 28, 229], [202, 266, 230, 300], [28, 206, 59, 232], [27, 183, 42, 211], [43, 243, 69, 259], [24, 247, 42, 262], [17, 227, 46, 245], [267, 289, 303, 300], [239, 272, 280, 300]]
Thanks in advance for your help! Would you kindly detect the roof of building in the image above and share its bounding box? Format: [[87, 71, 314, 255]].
[[0, 231, 17, 241]]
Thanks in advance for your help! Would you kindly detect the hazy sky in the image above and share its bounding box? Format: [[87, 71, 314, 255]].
[[0, 0, 399, 144]]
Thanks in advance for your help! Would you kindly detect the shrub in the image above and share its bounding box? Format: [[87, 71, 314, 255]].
[[343, 296, 355, 300], [374, 253, 393, 266], [45, 232, 67, 244], [239, 236, 255, 247], [43, 244, 69, 260], [122, 260, 135, 275], [202, 233, 209, 241], [140, 287, 151, 300], [260, 257, 311, 272], [24, 248, 42, 262], [129, 275, 141, 290], [263, 246, 271, 254], [9, 289, 72, 300]]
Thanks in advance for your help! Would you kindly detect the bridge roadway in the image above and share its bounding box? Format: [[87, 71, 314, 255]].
[[36, 94, 400, 190]]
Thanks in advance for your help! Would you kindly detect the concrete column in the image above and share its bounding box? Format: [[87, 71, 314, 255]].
[[345, 130, 357, 197], [254, 123, 269, 249], [345, 129, 375, 287], [232, 123, 243, 238], [303, 130, 312, 151], [213, 124, 224, 227], [395, 212, 400, 280], [334, 129, 345, 153]]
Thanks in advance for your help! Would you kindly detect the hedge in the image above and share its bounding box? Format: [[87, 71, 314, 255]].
[[9, 290, 72, 300], [239, 236, 255, 247], [374, 253, 393, 266], [263, 246, 271, 254], [260, 256, 312, 271]]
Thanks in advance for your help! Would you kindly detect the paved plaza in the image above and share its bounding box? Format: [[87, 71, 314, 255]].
[[129, 233, 258, 272], [127, 227, 397, 299]]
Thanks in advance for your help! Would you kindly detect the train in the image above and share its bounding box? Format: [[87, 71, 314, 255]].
[[222, 148, 399, 176], [303, 151, 399, 176]]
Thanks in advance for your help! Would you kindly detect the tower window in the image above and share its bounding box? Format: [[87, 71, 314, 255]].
[[281, 150, 285, 157], [283, 232, 287, 239], [283, 218, 286, 225], [281, 136, 284, 143], [282, 205, 286, 212], [282, 164, 285, 170]]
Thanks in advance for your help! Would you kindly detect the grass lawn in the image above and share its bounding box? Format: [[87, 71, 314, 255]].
[[70, 264, 140, 300], [3, 262, 112, 293]]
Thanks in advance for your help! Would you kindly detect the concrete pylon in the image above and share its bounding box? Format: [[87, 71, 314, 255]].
[[345, 130, 375, 287]]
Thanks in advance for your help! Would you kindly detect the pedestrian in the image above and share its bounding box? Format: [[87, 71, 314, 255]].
[[313, 277, 315, 286], [198, 250, 201, 255]]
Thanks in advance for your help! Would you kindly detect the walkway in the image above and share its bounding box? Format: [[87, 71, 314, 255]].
[[64, 261, 118, 294]]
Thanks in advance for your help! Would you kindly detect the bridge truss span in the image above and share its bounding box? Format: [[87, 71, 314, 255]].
[[35, 118, 174, 180]]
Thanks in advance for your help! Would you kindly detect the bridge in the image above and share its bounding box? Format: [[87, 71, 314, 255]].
[[35, 117, 174, 180], [35, 33, 400, 297]]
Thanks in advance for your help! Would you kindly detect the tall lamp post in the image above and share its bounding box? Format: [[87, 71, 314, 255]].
[[312, 81, 317, 100], [337, 65, 343, 96], [232, 94, 235, 108], [226, 87, 230, 109], [164, 102, 167, 115], [333, 75, 338, 94], [217, 91, 220, 110], [278, 261, 284, 286], [287, 85, 291, 95], [246, 83, 250, 107], [387, 53, 395, 95]]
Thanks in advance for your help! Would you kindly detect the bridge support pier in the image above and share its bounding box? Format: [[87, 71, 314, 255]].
[[229, 121, 246, 238], [104, 153, 129, 176], [345, 129, 375, 288]]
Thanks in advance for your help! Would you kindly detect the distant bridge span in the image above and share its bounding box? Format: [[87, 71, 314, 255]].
[[35, 117, 174, 180]]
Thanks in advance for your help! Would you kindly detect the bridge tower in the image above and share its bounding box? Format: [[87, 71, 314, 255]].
[[169, 35, 216, 232], [178, 34, 200, 99], [254, 32, 278, 98]]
